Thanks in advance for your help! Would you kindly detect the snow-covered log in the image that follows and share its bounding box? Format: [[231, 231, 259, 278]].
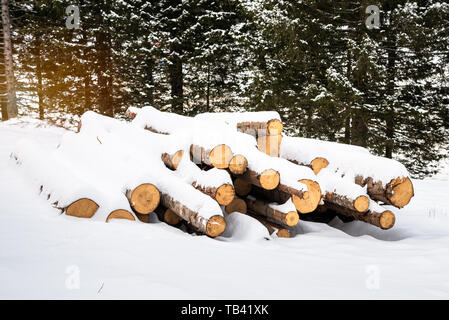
[[194, 111, 283, 137], [256, 134, 282, 157], [78, 111, 227, 237], [324, 202, 396, 230], [154, 205, 183, 226], [106, 210, 135, 223], [174, 156, 235, 206], [245, 196, 299, 227], [125, 183, 161, 215], [228, 154, 248, 175], [281, 136, 414, 208], [161, 150, 184, 170]]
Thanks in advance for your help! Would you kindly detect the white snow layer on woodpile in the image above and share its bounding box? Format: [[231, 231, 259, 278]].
[[194, 111, 281, 127], [281, 136, 411, 186]]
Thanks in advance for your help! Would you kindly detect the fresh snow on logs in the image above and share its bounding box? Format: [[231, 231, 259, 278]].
[[78, 112, 226, 237], [174, 156, 235, 206], [281, 136, 414, 208], [246, 211, 291, 238], [194, 111, 283, 136]]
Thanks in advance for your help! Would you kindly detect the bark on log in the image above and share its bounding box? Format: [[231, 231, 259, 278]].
[[190, 144, 233, 169], [160, 192, 226, 237], [324, 192, 370, 213], [228, 154, 248, 175], [125, 183, 161, 215], [237, 119, 283, 137], [161, 150, 184, 170], [323, 202, 396, 230], [65, 198, 99, 218], [240, 169, 280, 190], [193, 182, 235, 206], [245, 197, 299, 227], [106, 209, 135, 223], [355, 176, 414, 208], [246, 210, 290, 238], [257, 134, 282, 157], [224, 197, 247, 214]]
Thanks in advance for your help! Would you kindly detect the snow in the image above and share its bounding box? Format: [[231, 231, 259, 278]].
[[1, 119, 449, 299], [281, 136, 411, 187], [194, 111, 281, 128]]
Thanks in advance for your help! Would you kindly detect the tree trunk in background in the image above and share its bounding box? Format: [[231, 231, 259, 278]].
[[34, 32, 44, 120], [385, 15, 397, 159], [169, 51, 183, 112], [95, 5, 113, 116], [0, 0, 17, 120]]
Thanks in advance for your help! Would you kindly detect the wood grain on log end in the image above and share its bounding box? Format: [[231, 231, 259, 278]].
[[209, 144, 233, 169], [163, 209, 183, 226], [206, 215, 227, 237], [388, 177, 414, 208], [106, 209, 135, 223], [379, 210, 396, 230], [292, 179, 322, 214], [310, 157, 329, 175], [354, 195, 370, 213], [225, 197, 247, 214], [127, 183, 160, 215], [234, 177, 252, 197], [66, 198, 99, 218], [216, 184, 235, 206], [229, 154, 248, 175], [259, 169, 280, 190], [267, 119, 284, 135], [161, 150, 184, 170], [285, 211, 300, 227]]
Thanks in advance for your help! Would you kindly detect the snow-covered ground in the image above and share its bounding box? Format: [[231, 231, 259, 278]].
[[0, 119, 448, 299]]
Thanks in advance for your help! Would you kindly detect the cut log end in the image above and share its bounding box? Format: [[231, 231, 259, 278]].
[[209, 144, 233, 169], [106, 210, 135, 223], [388, 177, 414, 208], [225, 197, 247, 214], [66, 198, 99, 218], [259, 169, 280, 190], [229, 154, 248, 175], [354, 195, 370, 213], [234, 177, 252, 197], [206, 215, 227, 237], [267, 119, 284, 135], [285, 211, 300, 227], [276, 229, 291, 238], [293, 180, 322, 214], [127, 183, 161, 215], [216, 184, 235, 206], [257, 134, 282, 157], [380, 210, 396, 230], [310, 157, 329, 175]]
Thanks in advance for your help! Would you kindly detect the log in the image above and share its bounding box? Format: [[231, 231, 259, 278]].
[[160, 193, 226, 237], [65, 198, 99, 218], [237, 119, 283, 137], [246, 210, 290, 238], [278, 179, 321, 214], [245, 197, 299, 227], [233, 177, 252, 197], [193, 182, 235, 206], [285, 157, 329, 175], [355, 176, 414, 208], [155, 205, 183, 226], [106, 209, 135, 223], [324, 192, 370, 213], [125, 183, 161, 215], [240, 169, 280, 191], [323, 202, 396, 230], [224, 197, 247, 214], [257, 134, 282, 157], [161, 150, 184, 170], [190, 144, 233, 169], [228, 154, 248, 175]]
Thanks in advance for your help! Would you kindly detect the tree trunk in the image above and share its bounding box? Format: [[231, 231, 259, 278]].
[[245, 197, 299, 227], [34, 32, 44, 120], [0, 0, 17, 120]]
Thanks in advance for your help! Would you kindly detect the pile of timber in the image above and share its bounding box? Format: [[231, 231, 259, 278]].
[[11, 107, 414, 241]]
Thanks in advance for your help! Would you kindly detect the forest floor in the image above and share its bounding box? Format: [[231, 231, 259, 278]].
[[1, 118, 448, 299]]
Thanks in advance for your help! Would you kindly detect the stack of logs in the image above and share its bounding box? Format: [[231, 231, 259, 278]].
[[13, 108, 414, 239]]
